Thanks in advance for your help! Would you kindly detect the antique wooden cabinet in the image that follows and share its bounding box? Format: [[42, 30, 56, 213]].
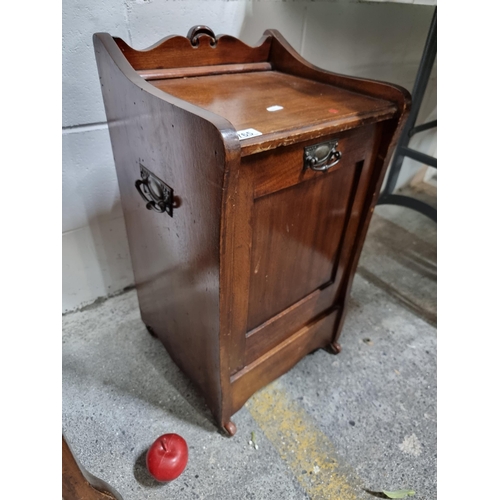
[[94, 26, 410, 435]]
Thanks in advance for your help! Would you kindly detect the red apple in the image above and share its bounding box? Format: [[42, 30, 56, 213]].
[[146, 433, 188, 482]]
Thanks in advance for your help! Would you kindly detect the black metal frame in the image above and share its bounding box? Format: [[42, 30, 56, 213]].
[[378, 7, 437, 222]]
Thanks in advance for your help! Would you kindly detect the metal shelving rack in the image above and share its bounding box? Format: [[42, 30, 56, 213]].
[[378, 7, 437, 222]]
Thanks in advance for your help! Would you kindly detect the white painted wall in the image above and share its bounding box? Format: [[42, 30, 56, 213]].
[[62, 0, 436, 312]]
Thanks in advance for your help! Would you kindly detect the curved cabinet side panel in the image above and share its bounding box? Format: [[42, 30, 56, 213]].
[[94, 36, 228, 424], [266, 29, 411, 111]]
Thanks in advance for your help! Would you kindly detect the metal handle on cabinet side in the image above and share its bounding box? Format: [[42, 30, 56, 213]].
[[304, 140, 342, 172], [187, 26, 217, 47], [135, 164, 174, 217]]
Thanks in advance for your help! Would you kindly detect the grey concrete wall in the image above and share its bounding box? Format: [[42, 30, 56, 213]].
[[62, 0, 436, 312]]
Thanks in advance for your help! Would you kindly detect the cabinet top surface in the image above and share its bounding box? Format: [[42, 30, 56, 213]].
[[149, 71, 397, 155]]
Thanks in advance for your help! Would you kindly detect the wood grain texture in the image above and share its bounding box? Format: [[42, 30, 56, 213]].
[[138, 62, 272, 80], [63, 436, 123, 500], [332, 116, 408, 348], [244, 126, 376, 334], [230, 309, 339, 414], [245, 284, 336, 366], [94, 27, 410, 434], [266, 29, 411, 112], [151, 71, 397, 155], [218, 142, 255, 378], [251, 125, 374, 199], [263, 28, 411, 354], [94, 32, 240, 428], [114, 33, 272, 71], [247, 163, 356, 330]]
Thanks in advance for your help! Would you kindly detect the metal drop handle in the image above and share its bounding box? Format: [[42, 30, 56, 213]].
[[304, 140, 342, 172], [187, 26, 217, 47], [135, 164, 174, 217]]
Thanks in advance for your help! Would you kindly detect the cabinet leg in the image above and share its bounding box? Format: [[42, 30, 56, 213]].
[[145, 325, 158, 338], [329, 342, 342, 355], [223, 421, 237, 437]]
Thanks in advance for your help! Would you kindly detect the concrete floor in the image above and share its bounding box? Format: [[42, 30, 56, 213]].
[[62, 187, 436, 500]]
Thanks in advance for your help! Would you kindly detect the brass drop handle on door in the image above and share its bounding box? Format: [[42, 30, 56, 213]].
[[304, 140, 342, 172]]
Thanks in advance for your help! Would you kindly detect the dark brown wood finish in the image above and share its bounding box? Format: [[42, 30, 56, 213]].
[[245, 285, 336, 366], [263, 29, 411, 354], [138, 62, 272, 80], [231, 309, 339, 412], [239, 123, 380, 366], [252, 125, 374, 198], [114, 34, 272, 71], [151, 71, 397, 155], [219, 136, 254, 377], [266, 29, 410, 112], [62, 436, 123, 500], [247, 161, 358, 330], [94, 32, 240, 430], [94, 27, 410, 435]]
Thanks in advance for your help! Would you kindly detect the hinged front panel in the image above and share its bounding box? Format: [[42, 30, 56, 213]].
[[241, 124, 380, 365], [247, 164, 361, 330]]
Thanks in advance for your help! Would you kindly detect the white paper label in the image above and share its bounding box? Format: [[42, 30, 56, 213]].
[[237, 128, 262, 140], [266, 105, 283, 112]]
